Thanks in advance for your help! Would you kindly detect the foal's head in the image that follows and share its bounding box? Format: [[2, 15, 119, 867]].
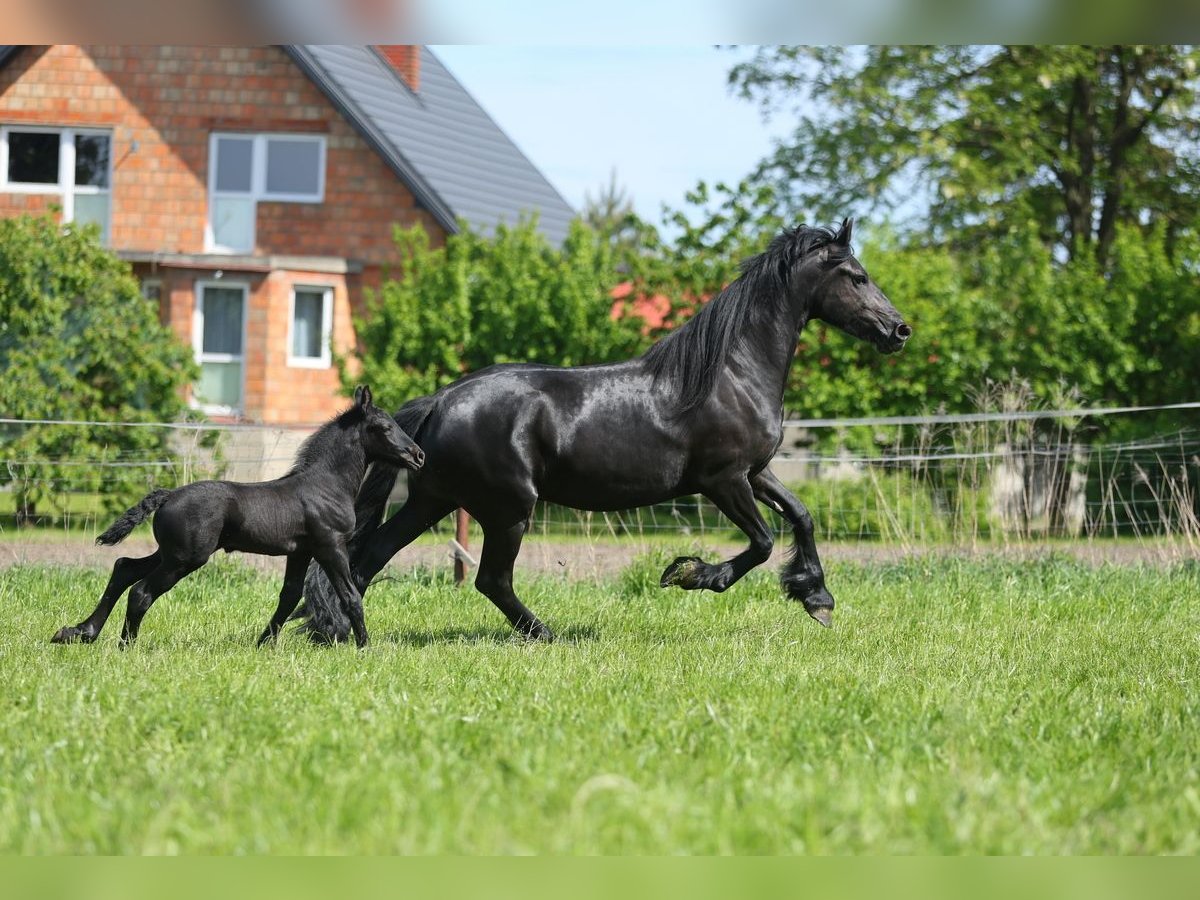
[[352, 385, 425, 470], [784, 218, 912, 353]]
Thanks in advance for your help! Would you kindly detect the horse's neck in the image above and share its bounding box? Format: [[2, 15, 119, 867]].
[[295, 439, 367, 494], [726, 298, 808, 412]]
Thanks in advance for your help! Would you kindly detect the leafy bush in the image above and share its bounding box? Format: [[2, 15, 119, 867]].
[[346, 218, 645, 402], [0, 215, 197, 521]]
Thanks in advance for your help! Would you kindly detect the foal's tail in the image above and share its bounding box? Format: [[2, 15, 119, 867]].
[[96, 488, 173, 546], [296, 394, 438, 643]]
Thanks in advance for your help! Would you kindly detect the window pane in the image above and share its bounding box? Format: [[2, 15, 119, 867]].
[[201, 287, 243, 355], [211, 195, 254, 252], [195, 361, 242, 409], [292, 290, 325, 359], [7, 131, 59, 184], [215, 136, 253, 192], [73, 192, 110, 243], [265, 139, 321, 196], [74, 134, 110, 187]]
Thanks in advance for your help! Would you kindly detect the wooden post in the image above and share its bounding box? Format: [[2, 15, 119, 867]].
[[453, 507, 470, 585]]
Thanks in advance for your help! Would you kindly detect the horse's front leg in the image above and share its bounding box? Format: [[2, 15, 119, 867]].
[[660, 476, 773, 594], [750, 467, 834, 627], [315, 543, 370, 649]]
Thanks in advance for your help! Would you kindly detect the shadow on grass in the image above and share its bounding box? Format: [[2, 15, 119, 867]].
[[377, 623, 601, 647]]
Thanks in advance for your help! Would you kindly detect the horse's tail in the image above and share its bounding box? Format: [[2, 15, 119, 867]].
[[295, 394, 438, 643], [95, 488, 173, 546]]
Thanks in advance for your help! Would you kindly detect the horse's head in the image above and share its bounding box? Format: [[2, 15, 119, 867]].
[[354, 384, 425, 471], [801, 218, 911, 353]]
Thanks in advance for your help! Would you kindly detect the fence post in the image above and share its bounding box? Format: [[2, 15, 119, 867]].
[[454, 508, 470, 585]]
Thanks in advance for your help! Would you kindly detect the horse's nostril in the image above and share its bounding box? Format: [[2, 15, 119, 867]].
[[895, 323, 913, 340]]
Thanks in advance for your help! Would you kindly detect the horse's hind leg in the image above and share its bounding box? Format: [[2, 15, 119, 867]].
[[257, 552, 311, 647], [475, 515, 554, 642], [51, 551, 161, 644], [750, 467, 834, 626], [118, 557, 204, 647]]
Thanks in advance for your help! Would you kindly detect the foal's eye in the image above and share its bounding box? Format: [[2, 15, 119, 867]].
[[852, 274, 868, 287]]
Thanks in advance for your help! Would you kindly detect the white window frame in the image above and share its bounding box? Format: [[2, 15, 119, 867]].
[[0, 125, 113, 240], [192, 280, 249, 415], [287, 284, 334, 369], [205, 132, 326, 254]]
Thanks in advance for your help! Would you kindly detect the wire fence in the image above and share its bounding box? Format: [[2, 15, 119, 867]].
[[2, 402, 1198, 548]]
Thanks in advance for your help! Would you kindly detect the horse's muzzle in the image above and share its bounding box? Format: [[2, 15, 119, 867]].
[[879, 321, 912, 353], [401, 446, 426, 470]]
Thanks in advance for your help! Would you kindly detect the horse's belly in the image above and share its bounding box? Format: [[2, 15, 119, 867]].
[[538, 457, 690, 511]]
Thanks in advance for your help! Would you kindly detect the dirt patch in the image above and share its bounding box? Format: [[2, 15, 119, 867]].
[[0, 532, 1191, 580]]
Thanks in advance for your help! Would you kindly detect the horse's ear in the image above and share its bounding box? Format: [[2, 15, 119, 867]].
[[837, 217, 854, 246], [354, 385, 373, 408]]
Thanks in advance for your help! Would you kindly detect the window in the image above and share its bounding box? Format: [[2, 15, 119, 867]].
[[207, 133, 326, 253], [193, 282, 247, 413], [0, 127, 112, 242], [140, 278, 162, 305], [289, 285, 333, 368]]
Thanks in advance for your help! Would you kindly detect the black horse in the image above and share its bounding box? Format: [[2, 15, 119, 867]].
[[51, 385, 424, 648], [300, 219, 910, 643]]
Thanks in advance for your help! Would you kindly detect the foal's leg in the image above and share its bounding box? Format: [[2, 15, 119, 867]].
[[660, 475, 774, 594], [474, 515, 554, 642], [314, 545, 370, 649], [257, 552, 311, 647], [750, 467, 835, 626], [118, 558, 204, 647], [51, 551, 161, 644]]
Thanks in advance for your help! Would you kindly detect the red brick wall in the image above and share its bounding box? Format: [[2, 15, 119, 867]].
[[1, 45, 445, 425], [0, 45, 444, 260]]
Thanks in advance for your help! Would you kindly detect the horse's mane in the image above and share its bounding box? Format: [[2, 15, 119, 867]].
[[288, 403, 366, 475], [642, 222, 852, 412]]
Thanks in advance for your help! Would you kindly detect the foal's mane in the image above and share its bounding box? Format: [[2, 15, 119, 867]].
[[288, 404, 366, 475], [642, 222, 851, 412]]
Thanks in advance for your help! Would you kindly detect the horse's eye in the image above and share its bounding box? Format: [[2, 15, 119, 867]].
[[852, 274, 868, 287]]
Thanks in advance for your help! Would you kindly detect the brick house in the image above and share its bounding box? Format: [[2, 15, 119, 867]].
[[0, 45, 575, 427]]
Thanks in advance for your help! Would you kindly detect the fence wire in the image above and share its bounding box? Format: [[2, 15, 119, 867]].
[[2, 406, 1198, 544]]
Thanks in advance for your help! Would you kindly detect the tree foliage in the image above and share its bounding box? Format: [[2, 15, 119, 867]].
[[0, 215, 197, 519], [731, 45, 1200, 266], [347, 218, 645, 403]]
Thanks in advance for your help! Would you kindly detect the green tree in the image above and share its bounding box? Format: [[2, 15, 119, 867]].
[[731, 45, 1200, 266], [347, 218, 645, 403], [0, 215, 198, 522]]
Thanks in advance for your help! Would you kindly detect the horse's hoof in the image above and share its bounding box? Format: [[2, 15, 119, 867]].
[[660, 556, 703, 588], [51, 625, 93, 644], [808, 607, 833, 628], [522, 621, 555, 643]]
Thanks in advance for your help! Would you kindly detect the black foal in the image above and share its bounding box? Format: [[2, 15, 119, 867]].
[[51, 385, 423, 649]]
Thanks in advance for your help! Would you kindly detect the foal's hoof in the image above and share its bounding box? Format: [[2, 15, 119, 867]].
[[660, 556, 703, 589], [51, 625, 94, 644]]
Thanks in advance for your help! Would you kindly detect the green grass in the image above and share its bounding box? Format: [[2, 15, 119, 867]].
[[1, 553, 1198, 854]]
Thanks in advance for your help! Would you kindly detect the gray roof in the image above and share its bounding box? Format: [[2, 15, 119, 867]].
[[286, 46, 576, 245], [0, 46, 575, 245]]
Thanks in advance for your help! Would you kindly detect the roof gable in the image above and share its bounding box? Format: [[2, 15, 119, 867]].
[[287, 46, 576, 246]]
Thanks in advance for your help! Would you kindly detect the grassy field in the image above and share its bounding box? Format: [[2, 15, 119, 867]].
[[1, 551, 1198, 854]]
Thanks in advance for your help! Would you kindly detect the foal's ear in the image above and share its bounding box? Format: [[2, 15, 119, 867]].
[[837, 217, 854, 246], [354, 384, 373, 408]]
